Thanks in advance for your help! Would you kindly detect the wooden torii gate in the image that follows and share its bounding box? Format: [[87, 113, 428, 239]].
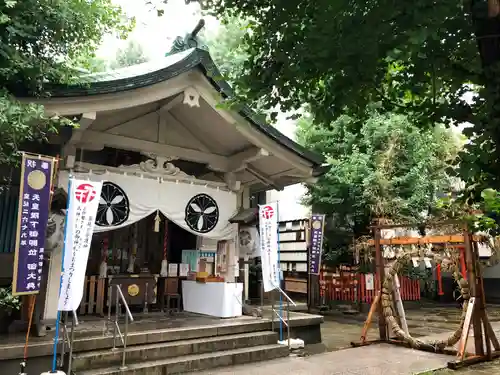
[[352, 221, 500, 370]]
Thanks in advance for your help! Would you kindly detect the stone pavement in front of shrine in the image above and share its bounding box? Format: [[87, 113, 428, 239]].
[[191, 305, 500, 375]]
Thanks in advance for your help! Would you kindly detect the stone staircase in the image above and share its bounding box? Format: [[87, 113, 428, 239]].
[[73, 330, 288, 375]]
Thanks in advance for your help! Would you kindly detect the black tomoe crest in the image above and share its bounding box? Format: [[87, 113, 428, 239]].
[[185, 194, 219, 233], [96, 182, 130, 227]]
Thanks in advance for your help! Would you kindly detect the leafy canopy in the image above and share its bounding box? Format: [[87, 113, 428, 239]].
[[0, 0, 132, 165], [110, 40, 150, 70], [200, 0, 498, 193], [296, 112, 462, 261], [203, 16, 249, 86]]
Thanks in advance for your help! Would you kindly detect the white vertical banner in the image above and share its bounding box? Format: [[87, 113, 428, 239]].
[[259, 202, 280, 292], [58, 179, 103, 311]]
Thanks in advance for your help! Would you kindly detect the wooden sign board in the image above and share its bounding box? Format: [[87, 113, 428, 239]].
[[284, 277, 307, 294]]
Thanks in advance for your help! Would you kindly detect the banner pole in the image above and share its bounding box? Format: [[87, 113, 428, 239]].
[[277, 202, 283, 342], [51, 176, 72, 373]]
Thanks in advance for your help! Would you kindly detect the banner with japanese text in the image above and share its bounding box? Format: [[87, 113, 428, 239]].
[[309, 214, 326, 275], [258, 202, 280, 292], [58, 179, 102, 311], [12, 154, 56, 296]]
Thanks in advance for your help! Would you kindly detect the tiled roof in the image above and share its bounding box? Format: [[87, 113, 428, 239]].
[[79, 49, 195, 83], [40, 48, 326, 169]]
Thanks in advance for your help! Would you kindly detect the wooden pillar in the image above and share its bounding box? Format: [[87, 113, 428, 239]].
[[473, 241, 493, 359], [374, 223, 387, 340], [464, 228, 484, 356]]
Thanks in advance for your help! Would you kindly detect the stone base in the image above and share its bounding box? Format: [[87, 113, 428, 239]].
[[8, 319, 47, 337]]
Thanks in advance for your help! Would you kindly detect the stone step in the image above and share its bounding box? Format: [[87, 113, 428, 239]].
[[72, 331, 278, 372], [75, 344, 289, 375]]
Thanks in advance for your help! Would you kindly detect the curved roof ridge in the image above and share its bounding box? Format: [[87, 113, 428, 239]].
[[41, 48, 326, 169], [79, 48, 196, 83]]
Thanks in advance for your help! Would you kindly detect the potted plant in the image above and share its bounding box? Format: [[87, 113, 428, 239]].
[[0, 287, 20, 333]]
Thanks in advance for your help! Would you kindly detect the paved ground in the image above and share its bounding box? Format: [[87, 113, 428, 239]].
[[192, 344, 451, 375], [191, 305, 500, 375]]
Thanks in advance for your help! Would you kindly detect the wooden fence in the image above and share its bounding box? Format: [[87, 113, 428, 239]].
[[320, 266, 421, 304], [80, 276, 106, 315]]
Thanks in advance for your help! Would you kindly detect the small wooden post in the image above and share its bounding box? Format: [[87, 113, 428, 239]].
[[393, 274, 409, 335], [457, 297, 475, 360], [464, 228, 484, 356], [373, 221, 387, 340], [360, 293, 380, 344], [474, 241, 500, 356]]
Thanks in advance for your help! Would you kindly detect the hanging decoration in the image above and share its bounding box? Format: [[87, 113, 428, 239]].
[[58, 171, 236, 239], [96, 182, 130, 227], [185, 193, 219, 233], [160, 220, 168, 277], [99, 235, 108, 278], [127, 224, 138, 273], [436, 263, 444, 296], [154, 210, 161, 233]]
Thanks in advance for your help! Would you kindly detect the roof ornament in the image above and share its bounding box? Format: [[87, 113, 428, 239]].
[[167, 19, 208, 56]]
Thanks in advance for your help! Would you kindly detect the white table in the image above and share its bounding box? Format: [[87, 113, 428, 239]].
[[182, 280, 243, 318]]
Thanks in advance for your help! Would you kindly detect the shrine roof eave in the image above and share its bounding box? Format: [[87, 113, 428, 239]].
[[34, 48, 325, 174]]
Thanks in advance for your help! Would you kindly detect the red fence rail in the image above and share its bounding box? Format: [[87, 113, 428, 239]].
[[319, 267, 421, 303]]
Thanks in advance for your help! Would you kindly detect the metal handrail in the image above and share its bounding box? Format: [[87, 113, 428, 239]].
[[116, 286, 133, 321], [274, 284, 296, 306], [106, 284, 134, 370], [270, 284, 296, 349], [59, 311, 79, 374]]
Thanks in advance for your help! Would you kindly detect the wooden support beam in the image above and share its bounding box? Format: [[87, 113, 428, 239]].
[[457, 297, 475, 360], [359, 293, 380, 344], [80, 130, 230, 172], [223, 172, 241, 192], [393, 274, 408, 335], [246, 165, 282, 191], [63, 112, 96, 168], [448, 352, 500, 370], [464, 230, 485, 357], [374, 224, 387, 341], [367, 235, 483, 246], [158, 94, 183, 113], [228, 147, 269, 172]]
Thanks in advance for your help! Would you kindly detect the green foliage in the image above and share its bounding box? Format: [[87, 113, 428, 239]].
[[110, 40, 149, 70], [470, 188, 500, 235], [0, 0, 131, 164], [0, 287, 20, 314], [200, 0, 500, 193], [202, 15, 268, 117], [1, 0, 132, 92], [296, 112, 462, 260], [0, 91, 73, 165], [203, 17, 249, 87]]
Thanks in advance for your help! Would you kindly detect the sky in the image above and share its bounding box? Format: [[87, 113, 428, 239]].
[[99, 0, 220, 60]]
